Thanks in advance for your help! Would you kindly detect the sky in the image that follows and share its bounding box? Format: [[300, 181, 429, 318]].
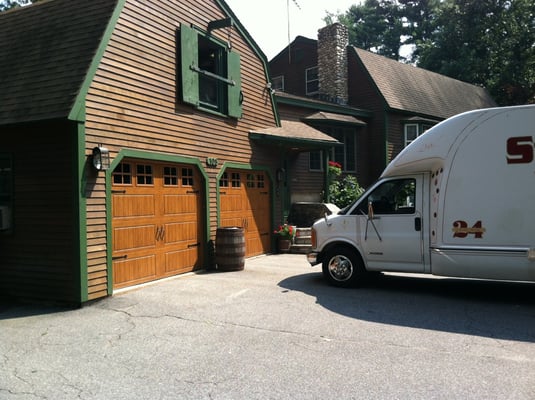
[[225, 0, 359, 60]]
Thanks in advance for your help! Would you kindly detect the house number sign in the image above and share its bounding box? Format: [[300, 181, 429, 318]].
[[206, 157, 219, 168]]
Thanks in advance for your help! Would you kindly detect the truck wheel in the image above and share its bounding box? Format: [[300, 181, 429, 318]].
[[322, 247, 365, 287]]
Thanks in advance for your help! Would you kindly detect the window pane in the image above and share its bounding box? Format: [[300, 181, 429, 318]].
[[405, 124, 418, 146], [272, 75, 284, 91], [181, 168, 194, 186], [306, 66, 319, 95], [163, 166, 178, 186], [309, 151, 322, 171], [113, 162, 132, 185], [257, 174, 265, 188], [137, 164, 153, 185], [231, 172, 240, 188], [220, 172, 229, 187], [246, 173, 255, 188], [344, 132, 356, 171]]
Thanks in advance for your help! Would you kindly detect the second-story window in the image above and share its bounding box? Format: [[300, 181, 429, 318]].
[[271, 75, 284, 91], [305, 66, 318, 96], [179, 24, 242, 118]]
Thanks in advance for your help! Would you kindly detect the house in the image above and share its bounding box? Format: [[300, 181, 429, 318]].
[[0, 0, 339, 304], [269, 23, 497, 196]]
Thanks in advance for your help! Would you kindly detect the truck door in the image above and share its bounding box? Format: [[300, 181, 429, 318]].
[[352, 175, 425, 272]]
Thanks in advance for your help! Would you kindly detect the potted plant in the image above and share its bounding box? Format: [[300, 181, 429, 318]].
[[274, 223, 295, 253]]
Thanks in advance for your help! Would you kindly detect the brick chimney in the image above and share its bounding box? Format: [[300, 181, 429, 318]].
[[317, 23, 349, 105]]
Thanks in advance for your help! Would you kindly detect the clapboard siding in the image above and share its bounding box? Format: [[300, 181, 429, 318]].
[[83, 0, 278, 297], [0, 122, 78, 303], [348, 50, 387, 186]]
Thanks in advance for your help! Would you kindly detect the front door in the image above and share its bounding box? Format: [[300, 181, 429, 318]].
[[353, 176, 424, 272]]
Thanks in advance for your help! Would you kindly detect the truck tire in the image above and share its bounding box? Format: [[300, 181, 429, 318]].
[[322, 247, 365, 287]]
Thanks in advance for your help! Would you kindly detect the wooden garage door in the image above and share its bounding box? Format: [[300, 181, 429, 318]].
[[219, 170, 271, 257], [111, 160, 203, 289]]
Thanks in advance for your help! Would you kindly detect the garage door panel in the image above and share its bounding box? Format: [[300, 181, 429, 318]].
[[164, 221, 198, 244], [113, 225, 157, 252], [113, 194, 155, 218], [220, 216, 243, 228], [220, 194, 242, 211], [165, 248, 197, 274], [164, 194, 198, 215], [113, 255, 156, 288]]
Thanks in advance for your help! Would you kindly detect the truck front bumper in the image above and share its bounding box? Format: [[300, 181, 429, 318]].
[[306, 252, 320, 266]]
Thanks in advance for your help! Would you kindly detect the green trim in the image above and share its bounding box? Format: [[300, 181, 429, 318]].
[[105, 149, 210, 294], [215, 0, 279, 125], [75, 121, 88, 303], [275, 95, 372, 119], [68, 0, 127, 122]]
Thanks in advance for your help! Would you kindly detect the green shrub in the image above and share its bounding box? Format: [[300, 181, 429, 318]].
[[327, 162, 365, 208]]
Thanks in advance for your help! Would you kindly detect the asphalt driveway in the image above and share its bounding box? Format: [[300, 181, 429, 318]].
[[1, 254, 534, 399]]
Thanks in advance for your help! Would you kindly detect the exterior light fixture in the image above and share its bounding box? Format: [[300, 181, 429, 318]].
[[92, 146, 110, 171]]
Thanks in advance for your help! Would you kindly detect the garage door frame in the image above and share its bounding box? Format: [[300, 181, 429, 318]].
[[216, 162, 275, 256], [104, 149, 209, 294]]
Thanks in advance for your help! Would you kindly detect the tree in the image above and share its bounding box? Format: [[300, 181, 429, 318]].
[[326, 0, 406, 61], [327, 0, 535, 105], [417, 0, 535, 105], [0, 0, 30, 11]]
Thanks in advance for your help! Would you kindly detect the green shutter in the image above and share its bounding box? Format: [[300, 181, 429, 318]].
[[227, 50, 242, 119], [180, 24, 199, 106]]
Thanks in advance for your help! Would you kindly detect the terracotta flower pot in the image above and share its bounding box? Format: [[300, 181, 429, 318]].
[[278, 238, 292, 253]]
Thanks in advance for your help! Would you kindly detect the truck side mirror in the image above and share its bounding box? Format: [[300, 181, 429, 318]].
[[367, 201, 374, 220]]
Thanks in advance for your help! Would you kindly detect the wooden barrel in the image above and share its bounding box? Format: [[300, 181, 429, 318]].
[[215, 227, 246, 271]]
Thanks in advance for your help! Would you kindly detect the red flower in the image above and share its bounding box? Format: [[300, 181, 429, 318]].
[[328, 161, 342, 169]]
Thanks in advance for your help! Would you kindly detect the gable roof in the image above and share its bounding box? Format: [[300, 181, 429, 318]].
[[352, 47, 496, 119], [0, 0, 276, 127], [0, 0, 119, 125]]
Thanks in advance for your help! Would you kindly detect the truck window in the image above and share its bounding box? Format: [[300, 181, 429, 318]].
[[352, 179, 415, 215]]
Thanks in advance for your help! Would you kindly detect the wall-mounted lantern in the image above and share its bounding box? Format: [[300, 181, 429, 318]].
[[92, 146, 110, 171]]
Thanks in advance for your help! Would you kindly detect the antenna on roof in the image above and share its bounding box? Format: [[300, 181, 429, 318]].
[[287, 0, 301, 64]]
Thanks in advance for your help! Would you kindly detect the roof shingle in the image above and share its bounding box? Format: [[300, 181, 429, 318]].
[[353, 48, 496, 119], [0, 0, 118, 125]]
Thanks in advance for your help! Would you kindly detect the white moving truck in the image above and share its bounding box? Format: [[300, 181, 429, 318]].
[[307, 105, 535, 286]]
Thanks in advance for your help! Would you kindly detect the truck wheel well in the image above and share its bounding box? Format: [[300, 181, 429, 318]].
[[321, 242, 365, 270]]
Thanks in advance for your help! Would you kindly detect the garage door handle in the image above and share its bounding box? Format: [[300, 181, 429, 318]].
[[155, 226, 165, 241], [188, 242, 200, 248], [187, 190, 200, 194], [112, 255, 127, 260]]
